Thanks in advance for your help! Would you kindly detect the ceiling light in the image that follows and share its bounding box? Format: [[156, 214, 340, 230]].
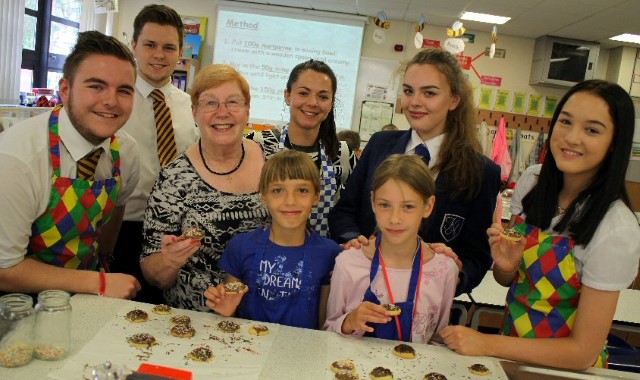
[[460, 11, 510, 25], [610, 34, 640, 44]]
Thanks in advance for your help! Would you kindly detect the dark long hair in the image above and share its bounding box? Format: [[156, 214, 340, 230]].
[[286, 60, 339, 161], [404, 49, 483, 201], [521, 80, 635, 245]]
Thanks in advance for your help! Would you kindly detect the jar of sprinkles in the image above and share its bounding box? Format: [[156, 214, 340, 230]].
[[34, 290, 71, 361], [0, 293, 35, 367]]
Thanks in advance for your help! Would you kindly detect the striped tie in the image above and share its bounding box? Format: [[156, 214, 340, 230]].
[[77, 148, 103, 181], [150, 89, 177, 167], [415, 144, 431, 166]]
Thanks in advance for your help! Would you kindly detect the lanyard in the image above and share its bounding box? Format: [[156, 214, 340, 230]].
[[377, 240, 424, 342]]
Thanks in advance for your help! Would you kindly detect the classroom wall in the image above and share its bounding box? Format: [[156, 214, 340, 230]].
[[113, 1, 639, 195]]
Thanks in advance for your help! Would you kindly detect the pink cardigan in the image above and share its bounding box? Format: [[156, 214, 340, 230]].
[[324, 248, 459, 343]]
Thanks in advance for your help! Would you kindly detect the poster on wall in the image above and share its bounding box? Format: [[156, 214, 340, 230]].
[[359, 101, 393, 140], [478, 87, 495, 110], [512, 92, 527, 114], [542, 96, 558, 118], [527, 94, 542, 116], [180, 16, 208, 59], [94, 0, 118, 13], [494, 89, 511, 112]]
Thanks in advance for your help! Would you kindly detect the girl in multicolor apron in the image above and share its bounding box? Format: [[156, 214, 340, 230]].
[[204, 150, 342, 329], [248, 60, 356, 238], [441, 80, 640, 370], [325, 154, 459, 343]]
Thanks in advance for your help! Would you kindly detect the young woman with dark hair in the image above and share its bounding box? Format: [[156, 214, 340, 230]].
[[441, 80, 640, 370]]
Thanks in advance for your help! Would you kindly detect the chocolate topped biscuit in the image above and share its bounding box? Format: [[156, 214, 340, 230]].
[[127, 333, 157, 348], [218, 320, 240, 333], [125, 309, 148, 323], [170, 315, 191, 325], [392, 343, 416, 359], [370, 367, 393, 379], [187, 346, 213, 362], [183, 227, 205, 241], [468, 363, 490, 376]]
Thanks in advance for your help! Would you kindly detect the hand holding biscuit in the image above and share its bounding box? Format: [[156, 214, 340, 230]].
[[342, 301, 391, 334], [487, 223, 526, 273], [203, 282, 248, 317]]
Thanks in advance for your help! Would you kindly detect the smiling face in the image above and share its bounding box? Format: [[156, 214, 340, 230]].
[[131, 22, 181, 88], [550, 91, 614, 187], [262, 178, 320, 233], [192, 80, 249, 148], [285, 69, 334, 133], [59, 54, 136, 145], [372, 178, 434, 247], [401, 63, 460, 140]]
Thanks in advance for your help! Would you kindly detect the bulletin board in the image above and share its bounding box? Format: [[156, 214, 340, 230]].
[[358, 101, 394, 140], [352, 57, 400, 140]]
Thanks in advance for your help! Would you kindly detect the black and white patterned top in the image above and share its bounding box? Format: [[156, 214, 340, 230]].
[[141, 152, 270, 311], [246, 129, 357, 191]]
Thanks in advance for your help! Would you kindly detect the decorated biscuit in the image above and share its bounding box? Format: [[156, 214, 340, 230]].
[[331, 359, 356, 374], [223, 281, 248, 294], [170, 324, 195, 338], [500, 228, 523, 242], [370, 366, 393, 380], [187, 346, 213, 362], [152, 304, 172, 315], [125, 309, 148, 323], [218, 320, 240, 333], [468, 363, 490, 376], [392, 343, 416, 359], [170, 315, 191, 325], [249, 324, 269, 336], [335, 370, 360, 380], [183, 226, 205, 241], [424, 373, 447, 380], [382, 303, 401, 316], [127, 333, 157, 348]]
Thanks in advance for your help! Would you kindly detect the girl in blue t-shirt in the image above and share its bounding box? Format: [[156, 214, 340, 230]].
[[203, 150, 342, 329]]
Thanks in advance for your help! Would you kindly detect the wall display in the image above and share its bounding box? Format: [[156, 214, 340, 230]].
[[358, 101, 393, 141], [213, 1, 365, 129], [526, 94, 543, 116], [94, 0, 118, 13], [479, 87, 495, 110], [512, 92, 527, 114], [542, 96, 558, 118], [352, 57, 399, 134], [494, 90, 511, 112]]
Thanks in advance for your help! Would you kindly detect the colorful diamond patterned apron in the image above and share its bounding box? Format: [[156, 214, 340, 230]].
[[27, 106, 121, 271], [504, 216, 607, 367]]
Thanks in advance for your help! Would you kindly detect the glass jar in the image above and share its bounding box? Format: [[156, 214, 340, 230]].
[[0, 293, 35, 368], [34, 290, 71, 361]]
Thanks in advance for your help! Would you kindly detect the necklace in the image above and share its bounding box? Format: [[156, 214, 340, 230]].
[[198, 139, 245, 176]]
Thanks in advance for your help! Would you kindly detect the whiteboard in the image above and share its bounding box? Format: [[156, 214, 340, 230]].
[[351, 57, 401, 138]]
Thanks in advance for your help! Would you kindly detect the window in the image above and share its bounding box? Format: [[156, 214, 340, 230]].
[[21, 0, 82, 92]]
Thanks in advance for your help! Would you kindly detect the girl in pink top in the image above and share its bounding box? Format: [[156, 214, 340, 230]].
[[324, 154, 459, 343]]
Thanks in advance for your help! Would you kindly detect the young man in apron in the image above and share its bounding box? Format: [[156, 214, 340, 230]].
[[0, 31, 141, 299]]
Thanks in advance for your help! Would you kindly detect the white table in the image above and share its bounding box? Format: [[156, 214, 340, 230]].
[[4, 294, 638, 380]]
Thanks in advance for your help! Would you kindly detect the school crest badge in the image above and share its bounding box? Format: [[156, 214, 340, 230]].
[[440, 214, 464, 242]]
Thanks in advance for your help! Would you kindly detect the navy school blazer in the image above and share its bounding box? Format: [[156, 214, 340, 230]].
[[329, 130, 502, 295]]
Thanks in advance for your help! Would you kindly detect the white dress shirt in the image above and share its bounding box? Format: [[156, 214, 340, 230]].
[[121, 77, 199, 221], [0, 108, 139, 268]]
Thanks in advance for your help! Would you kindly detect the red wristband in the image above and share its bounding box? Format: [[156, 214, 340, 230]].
[[98, 271, 106, 296]]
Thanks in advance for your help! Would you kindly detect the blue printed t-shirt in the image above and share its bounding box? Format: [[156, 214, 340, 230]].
[[219, 227, 342, 329]]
